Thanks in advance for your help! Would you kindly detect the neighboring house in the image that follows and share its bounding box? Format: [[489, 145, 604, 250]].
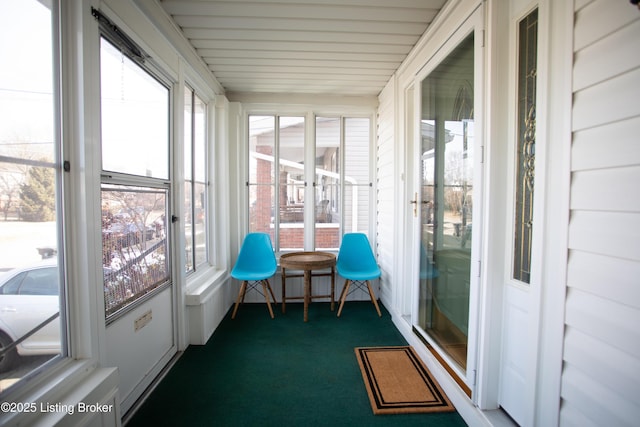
[[1, 1, 638, 427]]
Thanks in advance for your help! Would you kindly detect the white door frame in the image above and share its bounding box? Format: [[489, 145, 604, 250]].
[[481, 0, 551, 424], [409, 4, 485, 399]]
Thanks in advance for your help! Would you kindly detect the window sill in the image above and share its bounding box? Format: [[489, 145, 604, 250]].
[[271, 222, 340, 229], [184, 267, 228, 306], [0, 359, 119, 426]]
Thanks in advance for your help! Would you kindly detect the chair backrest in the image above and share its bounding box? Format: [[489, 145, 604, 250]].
[[336, 233, 380, 279], [231, 232, 277, 279]]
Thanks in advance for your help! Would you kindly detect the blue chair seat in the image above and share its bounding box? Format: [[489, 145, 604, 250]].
[[334, 266, 380, 282]]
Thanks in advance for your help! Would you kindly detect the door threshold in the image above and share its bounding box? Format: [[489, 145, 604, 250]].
[[413, 326, 471, 398]]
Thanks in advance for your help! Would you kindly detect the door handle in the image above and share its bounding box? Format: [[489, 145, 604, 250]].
[[410, 193, 418, 217], [410, 193, 430, 217]]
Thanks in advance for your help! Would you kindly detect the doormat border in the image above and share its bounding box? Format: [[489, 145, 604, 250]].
[[355, 346, 455, 415]]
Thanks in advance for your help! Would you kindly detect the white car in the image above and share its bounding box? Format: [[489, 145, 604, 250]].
[[0, 262, 61, 372]]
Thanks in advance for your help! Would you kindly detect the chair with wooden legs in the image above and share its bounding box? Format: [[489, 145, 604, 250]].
[[336, 233, 382, 317], [231, 233, 277, 319]]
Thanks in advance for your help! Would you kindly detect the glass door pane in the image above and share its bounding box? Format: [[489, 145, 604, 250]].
[[418, 34, 474, 372]]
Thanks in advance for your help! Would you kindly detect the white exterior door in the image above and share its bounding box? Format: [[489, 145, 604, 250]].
[[497, 1, 545, 424]]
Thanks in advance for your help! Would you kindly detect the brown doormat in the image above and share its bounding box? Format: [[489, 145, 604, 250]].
[[355, 346, 455, 415]]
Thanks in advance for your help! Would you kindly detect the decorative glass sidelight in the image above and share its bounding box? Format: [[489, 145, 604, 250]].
[[418, 34, 474, 372], [513, 9, 538, 284]]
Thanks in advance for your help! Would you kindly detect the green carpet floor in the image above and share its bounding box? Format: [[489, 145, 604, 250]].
[[126, 301, 468, 427]]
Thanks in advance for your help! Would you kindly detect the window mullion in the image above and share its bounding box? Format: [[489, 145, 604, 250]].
[[274, 116, 280, 252], [340, 117, 346, 238], [304, 112, 315, 251]]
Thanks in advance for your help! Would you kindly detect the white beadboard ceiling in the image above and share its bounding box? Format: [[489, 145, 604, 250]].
[[158, 0, 447, 97]]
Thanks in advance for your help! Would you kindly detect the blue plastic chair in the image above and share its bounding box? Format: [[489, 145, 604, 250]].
[[231, 233, 278, 319], [336, 233, 382, 317]]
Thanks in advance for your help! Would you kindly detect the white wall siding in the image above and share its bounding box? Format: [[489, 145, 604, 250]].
[[563, 1, 640, 425], [376, 79, 396, 299]]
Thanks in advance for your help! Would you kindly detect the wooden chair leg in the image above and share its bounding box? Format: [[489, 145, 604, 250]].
[[366, 280, 382, 317], [265, 278, 277, 307], [330, 266, 335, 311], [281, 268, 287, 313], [232, 281, 247, 319], [337, 279, 351, 317], [261, 280, 275, 319]]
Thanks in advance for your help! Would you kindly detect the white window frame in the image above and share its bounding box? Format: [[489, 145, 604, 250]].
[[246, 110, 376, 252], [183, 85, 209, 274]]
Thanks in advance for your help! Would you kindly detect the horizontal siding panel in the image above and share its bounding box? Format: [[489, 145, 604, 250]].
[[572, 116, 640, 171], [175, 15, 429, 35], [572, 68, 640, 132], [567, 250, 640, 309], [564, 327, 640, 398], [559, 401, 601, 427], [376, 82, 395, 289], [160, 1, 446, 97], [376, 168, 393, 182], [565, 4, 640, 425], [574, 0, 594, 13], [185, 29, 420, 46], [162, 1, 440, 23], [573, 20, 640, 91], [210, 58, 400, 70], [561, 363, 640, 427], [574, 0, 638, 51], [570, 166, 640, 212], [213, 66, 393, 77], [568, 211, 640, 260], [199, 49, 407, 63], [192, 39, 414, 54], [565, 288, 640, 357], [224, 83, 381, 95]]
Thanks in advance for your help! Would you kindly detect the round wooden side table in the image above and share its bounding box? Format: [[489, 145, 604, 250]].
[[280, 251, 336, 322]]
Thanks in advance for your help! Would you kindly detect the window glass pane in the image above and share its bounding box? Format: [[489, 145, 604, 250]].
[[193, 94, 207, 268], [101, 185, 169, 318], [248, 116, 275, 241], [278, 117, 305, 252], [184, 89, 194, 272], [344, 118, 370, 234], [0, 0, 64, 388], [184, 180, 194, 272], [100, 38, 169, 179], [249, 116, 275, 184], [193, 182, 207, 266], [194, 95, 206, 182], [184, 88, 193, 181], [315, 117, 340, 250]]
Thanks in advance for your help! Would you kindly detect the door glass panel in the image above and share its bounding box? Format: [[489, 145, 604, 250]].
[[513, 9, 538, 284], [101, 185, 169, 318], [100, 32, 171, 321], [419, 34, 474, 371], [100, 38, 169, 179]]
